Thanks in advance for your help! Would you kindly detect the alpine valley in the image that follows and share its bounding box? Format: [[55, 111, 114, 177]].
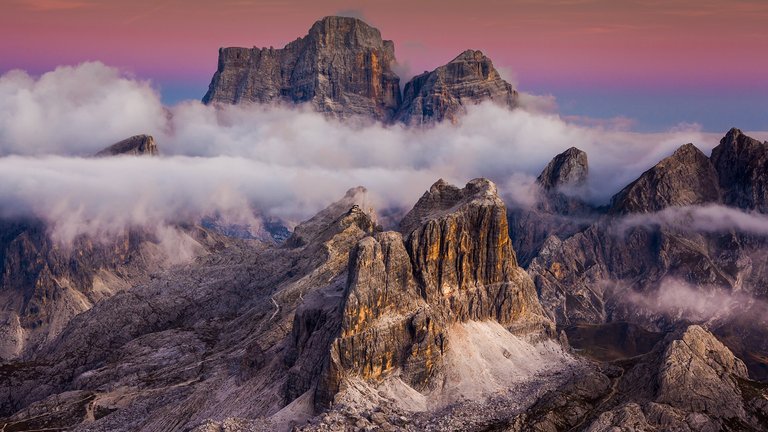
[[2, 16, 767, 432]]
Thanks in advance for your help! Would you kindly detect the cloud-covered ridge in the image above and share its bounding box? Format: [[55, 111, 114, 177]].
[[0, 62, 735, 243]]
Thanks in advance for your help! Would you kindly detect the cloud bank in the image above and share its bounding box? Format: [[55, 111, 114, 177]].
[[617, 205, 768, 236], [0, 62, 739, 243]]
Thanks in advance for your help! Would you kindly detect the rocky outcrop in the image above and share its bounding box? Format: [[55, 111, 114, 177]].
[[711, 127, 768, 212], [508, 147, 597, 267], [537, 147, 589, 191], [512, 325, 767, 432], [203, 17, 520, 124], [202, 16, 402, 122], [290, 178, 553, 410], [94, 134, 158, 157], [0, 219, 226, 360], [610, 143, 720, 213], [395, 50, 518, 124]]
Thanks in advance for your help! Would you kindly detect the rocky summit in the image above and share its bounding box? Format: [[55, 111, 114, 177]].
[[202, 17, 519, 124], [94, 134, 159, 157], [395, 50, 519, 125]]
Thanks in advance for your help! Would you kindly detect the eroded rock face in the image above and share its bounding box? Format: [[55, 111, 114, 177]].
[[711, 127, 768, 212], [94, 134, 158, 157], [203, 16, 402, 122], [513, 325, 767, 432], [610, 143, 720, 213], [508, 147, 597, 267], [537, 147, 589, 191], [0, 218, 224, 360], [289, 178, 553, 410], [395, 50, 518, 125]]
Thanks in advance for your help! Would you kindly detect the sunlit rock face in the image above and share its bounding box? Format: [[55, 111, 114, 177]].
[[311, 178, 553, 407], [203, 16, 402, 122]]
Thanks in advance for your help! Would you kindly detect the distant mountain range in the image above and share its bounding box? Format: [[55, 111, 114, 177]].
[[1, 16, 767, 432]]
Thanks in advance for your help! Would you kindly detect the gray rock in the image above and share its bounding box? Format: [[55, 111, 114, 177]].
[[610, 143, 720, 213], [711, 127, 768, 212], [395, 50, 518, 125], [94, 134, 158, 157], [537, 147, 589, 191], [203, 16, 401, 122]]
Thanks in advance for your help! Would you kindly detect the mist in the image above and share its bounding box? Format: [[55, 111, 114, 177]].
[[617, 205, 768, 236], [0, 62, 737, 244], [622, 277, 768, 325]]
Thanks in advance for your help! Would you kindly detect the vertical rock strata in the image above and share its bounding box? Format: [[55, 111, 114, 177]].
[[203, 17, 519, 124], [299, 178, 551, 407], [203, 16, 402, 122]]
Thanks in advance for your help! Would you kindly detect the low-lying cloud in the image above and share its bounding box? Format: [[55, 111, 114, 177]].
[[0, 62, 739, 244], [617, 205, 768, 236], [621, 277, 768, 326]]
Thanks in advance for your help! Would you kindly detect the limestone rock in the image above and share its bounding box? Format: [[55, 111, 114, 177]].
[[509, 147, 596, 267], [711, 127, 768, 212], [203, 16, 402, 122], [395, 50, 518, 124], [537, 147, 589, 191], [610, 143, 720, 213], [94, 134, 158, 157]]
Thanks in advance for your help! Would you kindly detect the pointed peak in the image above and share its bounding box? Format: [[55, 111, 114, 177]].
[[400, 177, 503, 235], [537, 147, 589, 191], [94, 134, 158, 157], [725, 127, 744, 139], [671, 143, 705, 158], [452, 49, 487, 62]]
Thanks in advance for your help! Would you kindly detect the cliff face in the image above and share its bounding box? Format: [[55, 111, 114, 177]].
[[511, 131, 768, 383], [395, 50, 519, 124], [294, 178, 552, 408], [203, 18, 520, 124], [202, 16, 402, 122], [711, 127, 768, 212], [610, 143, 720, 214]]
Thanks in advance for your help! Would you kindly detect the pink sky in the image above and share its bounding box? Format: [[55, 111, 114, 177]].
[[2, 0, 766, 130]]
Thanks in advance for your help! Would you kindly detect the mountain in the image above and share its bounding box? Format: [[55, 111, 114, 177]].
[[94, 134, 159, 157], [512, 130, 768, 383], [711, 127, 768, 212], [610, 143, 720, 213], [395, 50, 519, 125], [202, 17, 519, 124], [202, 16, 402, 122], [0, 178, 566, 431]]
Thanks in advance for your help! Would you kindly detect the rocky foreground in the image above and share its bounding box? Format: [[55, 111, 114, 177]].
[[2, 168, 768, 431]]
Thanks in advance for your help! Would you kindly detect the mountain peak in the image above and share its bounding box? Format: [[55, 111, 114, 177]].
[[94, 134, 158, 157], [537, 147, 589, 191], [610, 143, 719, 213], [202, 16, 401, 121], [711, 128, 768, 211]]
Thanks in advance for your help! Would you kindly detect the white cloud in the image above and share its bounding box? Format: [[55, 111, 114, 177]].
[[617, 205, 768, 236], [0, 62, 730, 244]]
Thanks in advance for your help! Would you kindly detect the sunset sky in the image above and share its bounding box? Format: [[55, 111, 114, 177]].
[[2, 0, 766, 131]]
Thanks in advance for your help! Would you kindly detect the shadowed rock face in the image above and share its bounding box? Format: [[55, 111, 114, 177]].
[[203, 17, 520, 125], [511, 325, 766, 431], [508, 147, 597, 267], [711, 127, 768, 212], [610, 143, 720, 213], [300, 178, 552, 407], [395, 50, 519, 125], [202, 16, 402, 122], [94, 135, 158, 157], [537, 147, 589, 191]]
